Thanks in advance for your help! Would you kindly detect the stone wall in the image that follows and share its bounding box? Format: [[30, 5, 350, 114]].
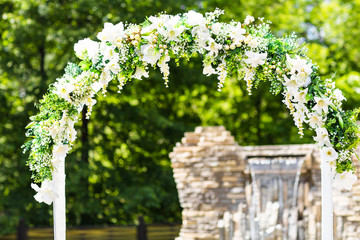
[[170, 126, 360, 240]]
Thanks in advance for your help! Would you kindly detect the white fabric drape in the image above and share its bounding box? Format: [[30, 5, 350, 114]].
[[53, 156, 66, 240], [321, 160, 333, 240]]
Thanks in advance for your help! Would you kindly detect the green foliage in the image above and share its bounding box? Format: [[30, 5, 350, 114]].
[[1, 0, 360, 236]]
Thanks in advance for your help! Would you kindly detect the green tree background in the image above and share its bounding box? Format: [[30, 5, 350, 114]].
[[0, 0, 359, 235]]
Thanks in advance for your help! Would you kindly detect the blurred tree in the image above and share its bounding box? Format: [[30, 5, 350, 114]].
[[0, 0, 359, 235], [305, 0, 360, 110]]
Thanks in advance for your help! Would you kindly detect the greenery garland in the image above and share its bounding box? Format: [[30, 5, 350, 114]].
[[23, 9, 360, 203]]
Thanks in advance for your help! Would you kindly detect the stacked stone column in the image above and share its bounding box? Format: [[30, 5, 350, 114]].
[[170, 126, 360, 240], [170, 126, 246, 240]]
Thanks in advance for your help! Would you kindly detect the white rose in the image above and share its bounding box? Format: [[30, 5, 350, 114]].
[[211, 23, 222, 35], [191, 26, 211, 47], [74, 38, 99, 62], [185, 10, 206, 26], [141, 44, 162, 66]]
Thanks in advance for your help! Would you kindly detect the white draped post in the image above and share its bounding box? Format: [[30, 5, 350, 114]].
[[321, 160, 333, 240], [53, 156, 66, 240]]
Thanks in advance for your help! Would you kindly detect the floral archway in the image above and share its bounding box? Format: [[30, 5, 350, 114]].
[[23, 9, 359, 240]]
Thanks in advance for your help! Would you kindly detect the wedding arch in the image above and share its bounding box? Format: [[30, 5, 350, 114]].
[[23, 9, 360, 240]]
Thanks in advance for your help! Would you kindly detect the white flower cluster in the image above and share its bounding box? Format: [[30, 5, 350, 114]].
[[282, 54, 357, 189], [28, 9, 358, 204]]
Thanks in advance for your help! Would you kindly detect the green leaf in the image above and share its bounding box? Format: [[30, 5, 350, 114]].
[[25, 122, 35, 129], [305, 93, 313, 102], [337, 113, 344, 129], [79, 61, 91, 71], [347, 137, 360, 150]]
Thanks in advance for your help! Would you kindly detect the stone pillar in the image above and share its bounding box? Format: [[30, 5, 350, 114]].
[[170, 126, 360, 239], [170, 126, 247, 240]]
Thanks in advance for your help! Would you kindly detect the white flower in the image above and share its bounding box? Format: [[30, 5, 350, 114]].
[[31, 180, 58, 205], [205, 39, 222, 57], [100, 43, 117, 62], [53, 143, 70, 160], [333, 171, 357, 190], [244, 51, 267, 68], [320, 146, 338, 162], [244, 15, 255, 25], [333, 89, 346, 102], [307, 112, 325, 128], [158, 15, 185, 42], [230, 23, 246, 44], [105, 58, 120, 75], [49, 125, 61, 140], [203, 63, 217, 76], [132, 66, 149, 80], [157, 55, 171, 79], [248, 37, 259, 49], [293, 104, 308, 122], [191, 26, 211, 48], [141, 15, 170, 39], [97, 22, 126, 45], [291, 88, 308, 104], [293, 74, 311, 87], [91, 81, 103, 93], [313, 97, 331, 114], [242, 67, 255, 81], [211, 22, 222, 35], [68, 126, 77, 143], [286, 55, 312, 87], [216, 61, 227, 90], [283, 75, 299, 89], [74, 38, 99, 62], [141, 44, 161, 66], [185, 10, 206, 26], [99, 69, 112, 86], [53, 80, 75, 102], [313, 127, 331, 147]]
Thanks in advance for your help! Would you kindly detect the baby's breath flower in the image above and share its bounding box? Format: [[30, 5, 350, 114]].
[[23, 9, 360, 197]]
